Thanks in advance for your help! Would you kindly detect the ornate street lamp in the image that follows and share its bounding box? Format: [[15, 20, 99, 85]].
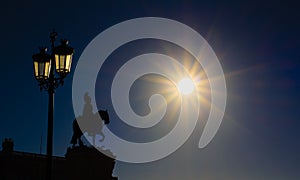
[[33, 48, 51, 81], [32, 31, 74, 180], [53, 39, 74, 77]]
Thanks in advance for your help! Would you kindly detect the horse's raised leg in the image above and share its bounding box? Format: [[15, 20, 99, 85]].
[[99, 131, 105, 142]]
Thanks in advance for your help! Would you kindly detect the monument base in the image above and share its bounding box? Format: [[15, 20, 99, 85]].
[[65, 145, 117, 180]]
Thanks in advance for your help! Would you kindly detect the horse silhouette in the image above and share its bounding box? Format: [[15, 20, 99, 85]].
[[71, 110, 110, 147]]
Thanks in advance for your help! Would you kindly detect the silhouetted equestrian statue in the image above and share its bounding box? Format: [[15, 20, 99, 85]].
[[71, 93, 110, 147]]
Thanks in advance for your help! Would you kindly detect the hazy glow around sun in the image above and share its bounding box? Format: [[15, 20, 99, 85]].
[[177, 78, 195, 95]]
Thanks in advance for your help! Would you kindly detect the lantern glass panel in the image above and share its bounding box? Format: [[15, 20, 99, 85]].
[[55, 54, 59, 71], [59, 55, 65, 71], [45, 61, 51, 78], [34, 61, 39, 78], [38, 62, 45, 77], [65, 55, 72, 72]]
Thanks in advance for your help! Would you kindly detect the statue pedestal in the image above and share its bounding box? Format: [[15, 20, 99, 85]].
[[65, 146, 117, 179]]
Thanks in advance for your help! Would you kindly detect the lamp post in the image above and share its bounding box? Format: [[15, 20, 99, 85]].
[[32, 31, 74, 180]]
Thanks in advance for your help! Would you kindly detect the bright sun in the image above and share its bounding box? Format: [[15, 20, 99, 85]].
[[177, 78, 195, 95]]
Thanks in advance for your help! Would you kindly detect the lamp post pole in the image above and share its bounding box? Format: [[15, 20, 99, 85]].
[[45, 31, 56, 180], [46, 79, 54, 180], [32, 31, 74, 180]]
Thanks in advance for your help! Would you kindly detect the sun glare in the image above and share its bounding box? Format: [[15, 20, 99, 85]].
[[177, 78, 195, 95]]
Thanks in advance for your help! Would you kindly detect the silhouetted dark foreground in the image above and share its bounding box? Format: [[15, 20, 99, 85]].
[[0, 138, 118, 180]]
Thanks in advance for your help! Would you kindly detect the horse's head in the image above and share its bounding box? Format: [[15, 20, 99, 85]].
[[98, 110, 110, 124]]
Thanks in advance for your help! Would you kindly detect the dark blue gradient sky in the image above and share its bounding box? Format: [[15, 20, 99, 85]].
[[0, 0, 299, 179]]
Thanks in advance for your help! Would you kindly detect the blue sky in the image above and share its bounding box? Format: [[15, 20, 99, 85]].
[[0, 0, 299, 179]]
